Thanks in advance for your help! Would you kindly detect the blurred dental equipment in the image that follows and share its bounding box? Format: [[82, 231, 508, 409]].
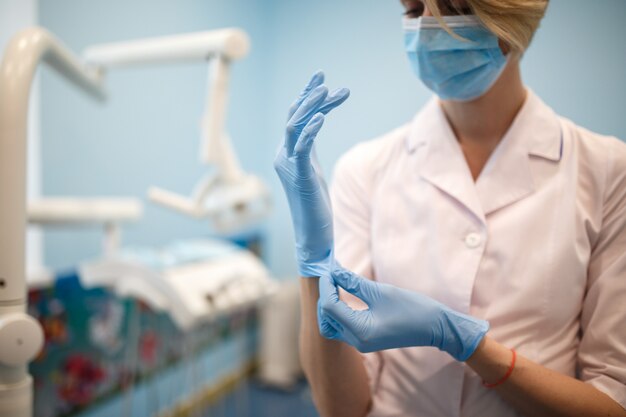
[[80, 238, 276, 331], [84, 30, 272, 233], [28, 198, 143, 257], [1, 25, 273, 417], [258, 280, 302, 388], [26, 198, 143, 291]]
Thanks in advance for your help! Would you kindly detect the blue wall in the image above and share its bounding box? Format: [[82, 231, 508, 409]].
[[39, 0, 626, 276]]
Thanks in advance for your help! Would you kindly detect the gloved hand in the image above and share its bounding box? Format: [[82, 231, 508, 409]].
[[274, 71, 350, 277], [318, 263, 489, 361]]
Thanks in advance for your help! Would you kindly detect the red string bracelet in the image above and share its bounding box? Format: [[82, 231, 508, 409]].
[[482, 348, 516, 389]]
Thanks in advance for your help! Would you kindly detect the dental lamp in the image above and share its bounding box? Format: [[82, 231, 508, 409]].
[[84, 29, 271, 233], [0, 26, 270, 417]]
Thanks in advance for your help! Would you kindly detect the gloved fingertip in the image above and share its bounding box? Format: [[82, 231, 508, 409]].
[[299, 113, 325, 141], [288, 72, 326, 119], [331, 264, 350, 283], [320, 328, 342, 341], [317, 88, 350, 115], [296, 85, 328, 114], [311, 69, 324, 82], [310, 112, 325, 125], [318, 317, 338, 339], [311, 84, 329, 97], [318, 325, 331, 339], [320, 309, 344, 333], [303, 71, 324, 92], [334, 87, 351, 98]]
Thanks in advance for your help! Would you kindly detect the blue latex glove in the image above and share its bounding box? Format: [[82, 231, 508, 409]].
[[318, 264, 489, 361], [274, 71, 350, 277]]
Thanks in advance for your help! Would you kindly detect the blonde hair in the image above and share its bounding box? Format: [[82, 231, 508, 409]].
[[424, 0, 549, 54]]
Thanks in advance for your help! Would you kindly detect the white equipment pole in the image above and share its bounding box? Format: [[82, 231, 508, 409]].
[[0, 27, 105, 417]]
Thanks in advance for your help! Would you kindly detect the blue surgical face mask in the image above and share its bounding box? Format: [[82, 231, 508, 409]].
[[403, 15, 507, 102]]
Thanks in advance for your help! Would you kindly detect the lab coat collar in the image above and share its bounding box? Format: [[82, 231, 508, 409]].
[[406, 90, 562, 219], [512, 90, 563, 162]]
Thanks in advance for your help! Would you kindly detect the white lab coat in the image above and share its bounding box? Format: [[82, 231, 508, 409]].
[[331, 91, 626, 417]]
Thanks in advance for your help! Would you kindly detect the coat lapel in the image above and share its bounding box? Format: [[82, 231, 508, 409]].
[[475, 91, 562, 216], [409, 99, 487, 225]]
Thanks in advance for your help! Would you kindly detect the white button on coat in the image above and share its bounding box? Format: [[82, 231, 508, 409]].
[[464, 233, 482, 248]]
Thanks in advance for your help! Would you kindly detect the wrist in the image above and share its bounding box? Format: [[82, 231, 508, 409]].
[[466, 337, 516, 387], [483, 348, 516, 388], [439, 309, 489, 362]]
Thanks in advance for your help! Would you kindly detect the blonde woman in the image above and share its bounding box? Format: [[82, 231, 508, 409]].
[[273, 0, 626, 416]]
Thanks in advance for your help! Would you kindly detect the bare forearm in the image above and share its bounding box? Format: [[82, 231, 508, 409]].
[[467, 337, 626, 417], [299, 277, 371, 417]]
